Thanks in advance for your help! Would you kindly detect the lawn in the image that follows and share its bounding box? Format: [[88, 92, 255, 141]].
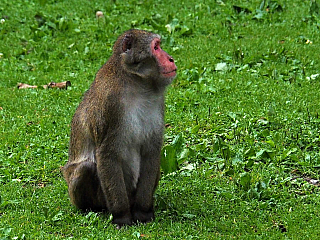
[[1, 0, 320, 239]]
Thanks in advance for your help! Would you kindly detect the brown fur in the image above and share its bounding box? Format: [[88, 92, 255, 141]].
[[61, 29, 177, 226]]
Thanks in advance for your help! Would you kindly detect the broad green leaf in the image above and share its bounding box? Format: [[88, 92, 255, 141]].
[[161, 145, 178, 175], [240, 172, 251, 190]]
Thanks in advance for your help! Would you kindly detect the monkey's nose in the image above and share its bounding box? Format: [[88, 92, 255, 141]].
[[169, 57, 174, 63]]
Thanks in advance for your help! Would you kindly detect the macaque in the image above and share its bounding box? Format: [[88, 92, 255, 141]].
[[61, 29, 177, 227]]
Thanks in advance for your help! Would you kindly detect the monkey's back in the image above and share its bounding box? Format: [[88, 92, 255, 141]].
[[68, 60, 124, 163]]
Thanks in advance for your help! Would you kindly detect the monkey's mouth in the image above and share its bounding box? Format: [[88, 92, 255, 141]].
[[162, 69, 177, 77]]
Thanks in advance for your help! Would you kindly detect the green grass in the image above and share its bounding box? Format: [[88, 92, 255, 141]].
[[1, 0, 320, 238]]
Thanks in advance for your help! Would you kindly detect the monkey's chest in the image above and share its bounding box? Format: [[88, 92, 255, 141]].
[[123, 99, 163, 144], [120, 99, 163, 188]]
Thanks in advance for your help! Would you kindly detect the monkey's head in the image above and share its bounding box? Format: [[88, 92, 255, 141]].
[[114, 29, 177, 87]]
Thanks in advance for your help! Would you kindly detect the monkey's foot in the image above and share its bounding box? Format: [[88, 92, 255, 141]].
[[112, 213, 132, 227], [132, 209, 154, 223]]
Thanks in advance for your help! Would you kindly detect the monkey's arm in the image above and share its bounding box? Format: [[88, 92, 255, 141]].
[[95, 141, 133, 226], [132, 135, 162, 223]]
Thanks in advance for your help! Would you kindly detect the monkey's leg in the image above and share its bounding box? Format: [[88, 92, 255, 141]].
[[96, 147, 133, 226], [132, 143, 161, 223], [63, 161, 106, 211]]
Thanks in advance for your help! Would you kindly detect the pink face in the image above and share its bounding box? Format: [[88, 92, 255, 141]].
[[151, 38, 177, 78]]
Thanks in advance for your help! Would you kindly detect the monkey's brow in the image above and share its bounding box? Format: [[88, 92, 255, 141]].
[[153, 34, 161, 40]]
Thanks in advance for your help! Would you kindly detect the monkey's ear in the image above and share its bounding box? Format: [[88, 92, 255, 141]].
[[122, 34, 133, 52]]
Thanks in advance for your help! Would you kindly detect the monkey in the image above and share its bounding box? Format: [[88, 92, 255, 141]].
[[61, 29, 177, 227]]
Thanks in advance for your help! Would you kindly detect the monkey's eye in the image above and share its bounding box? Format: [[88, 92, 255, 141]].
[[154, 41, 160, 51]]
